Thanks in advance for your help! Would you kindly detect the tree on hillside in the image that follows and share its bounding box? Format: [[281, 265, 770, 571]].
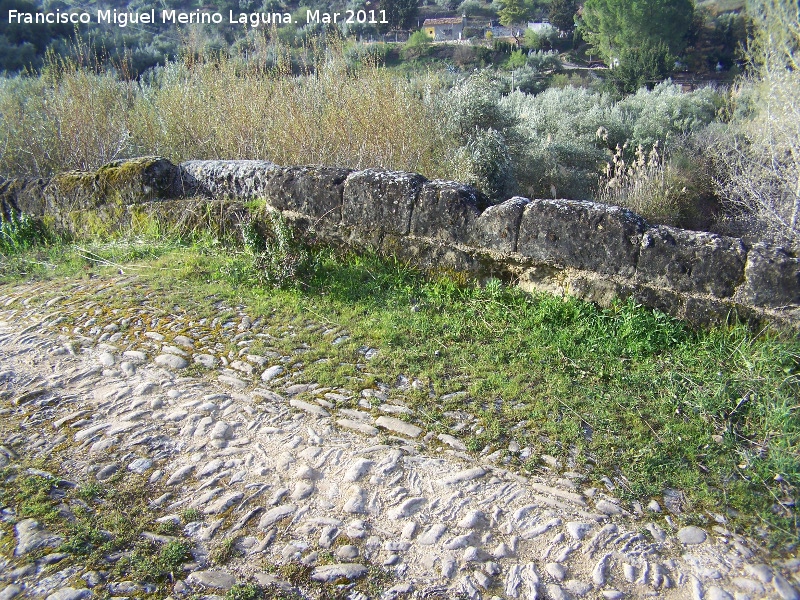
[[381, 0, 419, 30], [498, 0, 530, 28], [606, 40, 675, 94], [548, 0, 577, 33], [578, 0, 694, 65]]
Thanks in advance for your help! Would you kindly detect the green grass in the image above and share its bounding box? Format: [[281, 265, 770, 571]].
[[0, 464, 194, 590], [2, 226, 798, 552]]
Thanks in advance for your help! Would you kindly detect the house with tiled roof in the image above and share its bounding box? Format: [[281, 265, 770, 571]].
[[422, 15, 466, 41]]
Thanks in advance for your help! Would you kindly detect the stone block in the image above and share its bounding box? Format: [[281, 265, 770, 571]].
[[179, 159, 277, 198], [737, 243, 800, 308], [342, 169, 426, 236], [410, 180, 481, 243], [471, 196, 530, 253], [637, 226, 746, 298], [517, 199, 647, 277], [263, 165, 351, 222]]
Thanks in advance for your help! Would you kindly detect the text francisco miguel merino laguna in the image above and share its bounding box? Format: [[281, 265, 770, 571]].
[[7, 7, 388, 27]]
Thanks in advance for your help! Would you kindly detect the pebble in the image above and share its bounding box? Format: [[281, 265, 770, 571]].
[[154, 354, 188, 369], [127, 457, 153, 473], [678, 526, 708, 545], [123, 350, 147, 363], [186, 569, 236, 590], [14, 519, 63, 556], [311, 563, 368, 582], [261, 365, 284, 382], [194, 354, 217, 368], [44, 589, 93, 600], [375, 415, 423, 438], [337, 419, 379, 436]]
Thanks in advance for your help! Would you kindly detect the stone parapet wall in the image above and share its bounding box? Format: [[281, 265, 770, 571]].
[[3, 157, 799, 330]]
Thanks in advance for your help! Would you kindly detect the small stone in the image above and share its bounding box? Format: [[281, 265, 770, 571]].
[[204, 492, 244, 515], [458, 510, 487, 529], [375, 416, 422, 438], [443, 467, 486, 485], [106, 581, 143, 594], [95, 463, 118, 480], [419, 523, 447, 545], [154, 354, 188, 369], [678, 526, 707, 545], [123, 350, 147, 363], [744, 564, 773, 583], [128, 458, 153, 474], [194, 354, 217, 368], [336, 545, 360, 560], [706, 586, 734, 600], [166, 465, 194, 485], [210, 421, 233, 440], [261, 365, 284, 382], [546, 562, 566, 581], [98, 352, 115, 367], [120, 362, 136, 376], [144, 331, 165, 341], [258, 504, 296, 529], [44, 589, 92, 600], [186, 569, 236, 590], [546, 584, 569, 600], [566, 522, 592, 540], [337, 419, 379, 436], [310, 563, 368, 582], [595, 500, 623, 515], [219, 375, 248, 389], [388, 497, 426, 519], [647, 500, 662, 512], [82, 571, 104, 587], [592, 553, 612, 586], [174, 335, 194, 347], [774, 575, 800, 600], [438, 433, 467, 452], [289, 399, 329, 417], [401, 521, 417, 540], [0, 585, 23, 600], [564, 579, 593, 597], [602, 591, 624, 600]]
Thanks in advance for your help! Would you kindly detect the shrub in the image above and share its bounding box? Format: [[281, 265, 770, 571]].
[[0, 213, 51, 255], [402, 30, 432, 60], [449, 127, 515, 200], [708, 0, 800, 248]]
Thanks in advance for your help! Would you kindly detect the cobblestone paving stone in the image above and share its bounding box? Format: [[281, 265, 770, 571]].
[[0, 277, 798, 599]]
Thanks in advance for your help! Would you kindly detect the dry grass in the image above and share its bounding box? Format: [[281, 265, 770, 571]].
[[0, 37, 452, 179]]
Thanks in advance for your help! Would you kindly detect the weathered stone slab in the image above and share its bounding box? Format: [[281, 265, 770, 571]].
[[471, 196, 530, 253], [737, 243, 800, 308], [47, 157, 182, 213], [263, 165, 350, 221], [637, 226, 746, 297], [517, 199, 647, 277], [342, 169, 426, 236], [410, 180, 481, 243], [179, 159, 277, 198]]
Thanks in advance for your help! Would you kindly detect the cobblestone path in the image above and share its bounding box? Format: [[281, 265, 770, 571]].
[[0, 276, 797, 599]]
